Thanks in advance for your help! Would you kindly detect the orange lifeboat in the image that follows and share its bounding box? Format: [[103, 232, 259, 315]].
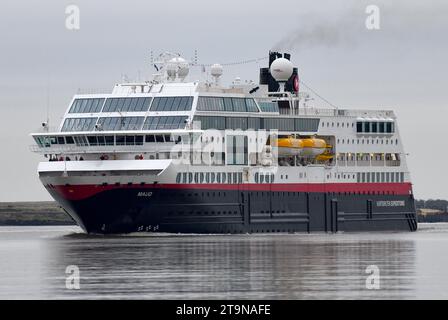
[[274, 137, 328, 157]]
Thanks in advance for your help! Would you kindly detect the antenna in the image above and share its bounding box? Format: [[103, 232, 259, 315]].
[[193, 50, 198, 66], [45, 81, 50, 131]]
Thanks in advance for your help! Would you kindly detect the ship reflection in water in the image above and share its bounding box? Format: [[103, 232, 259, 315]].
[[1, 224, 448, 299]]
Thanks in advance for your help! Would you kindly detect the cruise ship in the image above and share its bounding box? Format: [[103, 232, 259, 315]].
[[30, 51, 418, 234]]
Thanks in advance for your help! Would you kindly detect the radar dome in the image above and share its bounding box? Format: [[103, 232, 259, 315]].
[[270, 58, 293, 82], [167, 57, 190, 80], [211, 64, 223, 78], [166, 62, 177, 79]]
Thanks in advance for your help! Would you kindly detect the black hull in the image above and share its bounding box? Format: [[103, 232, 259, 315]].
[[48, 185, 418, 234]]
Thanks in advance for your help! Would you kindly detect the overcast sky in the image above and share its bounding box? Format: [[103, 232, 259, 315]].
[[0, 0, 447, 201]]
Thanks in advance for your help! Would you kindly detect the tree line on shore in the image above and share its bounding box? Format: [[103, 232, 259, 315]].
[[415, 199, 448, 212]]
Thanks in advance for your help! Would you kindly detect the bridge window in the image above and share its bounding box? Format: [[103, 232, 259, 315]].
[[135, 135, 143, 145], [145, 135, 155, 143], [65, 136, 75, 144], [125, 136, 135, 145], [105, 136, 114, 145], [116, 136, 125, 146], [87, 136, 98, 146]]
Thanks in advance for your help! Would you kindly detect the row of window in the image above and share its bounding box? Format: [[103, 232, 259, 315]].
[[97, 117, 145, 131], [61, 117, 98, 132], [337, 153, 400, 161], [254, 173, 275, 183], [258, 102, 279, 113], [194, 116, 320, 132], [70, 98, 105, 113], [357, 172, 405, 183], [176, 172, 243, 184], [356, 121, 394, 134], [197, 97, 259, 113], [62, 115, 320, 132], [35, 134, 178, 147], [87, 135, 145, 146], [61, 116, 189, 132], [322, 121, 354, 128], [103, 97, 152, 112], [321, 120, 396, 134], [327, 173, 355, 180], [68, 96, 193, 114], [175, 171, 404, 184], [142, 116, 188, 130], [337, 138, 399, 145], [151, 96, 194, 111]]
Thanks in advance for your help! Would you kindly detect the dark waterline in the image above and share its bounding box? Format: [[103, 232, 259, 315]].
[[0, 224, 447, 299]]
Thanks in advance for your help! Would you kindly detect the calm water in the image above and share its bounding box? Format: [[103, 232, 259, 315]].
[[0, 224, 447, 299]]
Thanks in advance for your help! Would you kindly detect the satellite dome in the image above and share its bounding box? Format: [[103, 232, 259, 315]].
[[166, 62, 177, 79], [270, 58, 293, 82], [211, 64, 223, 78], [168, 57, 189, 80]]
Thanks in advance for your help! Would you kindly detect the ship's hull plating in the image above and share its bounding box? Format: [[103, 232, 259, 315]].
[[46, 184, 418, 234]]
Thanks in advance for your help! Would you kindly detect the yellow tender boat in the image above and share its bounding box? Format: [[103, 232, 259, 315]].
[[275, 137, 328, 157]]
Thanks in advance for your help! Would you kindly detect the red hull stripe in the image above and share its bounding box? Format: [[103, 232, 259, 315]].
[[49, 183, 413, 201]]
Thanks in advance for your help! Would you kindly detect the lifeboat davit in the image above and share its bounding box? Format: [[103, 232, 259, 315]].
[[274, 137, 327, 157]]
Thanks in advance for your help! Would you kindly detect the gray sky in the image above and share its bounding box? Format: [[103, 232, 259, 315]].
[[0, 0, 447, 201]]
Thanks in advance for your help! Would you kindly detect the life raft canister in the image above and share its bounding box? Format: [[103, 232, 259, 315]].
[[293, 74, 299, 93]]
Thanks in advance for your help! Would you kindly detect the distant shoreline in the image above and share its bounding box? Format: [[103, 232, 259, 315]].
[[0, 201, 75, 226], [1, 201, 447, 226]]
